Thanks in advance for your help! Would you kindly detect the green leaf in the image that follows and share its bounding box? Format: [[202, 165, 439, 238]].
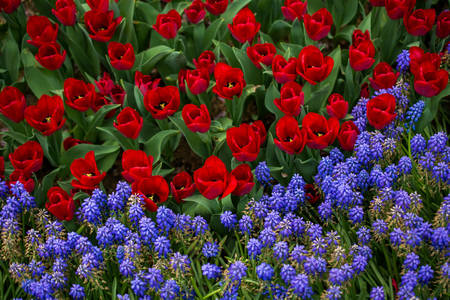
[[222, 0, 252, 24], [97, 126, 138, 150], [84, 104, 121, 141], [203, 18, 224, 50], [118, 0, 138, 48], [183, 194, 219, 216], [415, 85, 450, 131], [231, 84, 257, 124], [294, 157, 318, 182], [359, 11, 372, 33], [97, 150, 120, 173], [303, 46, 341, 113], [34, 167, 63, 207], [143, 129, 180, 163], [21, 49, 64, 98], [64, 24, 101, 78], [215, 41, 240, 68], [264, 81, 283, 118], [61, 144, 120, 167], [341, 0, 358, 27], [2, 30, 20, 82], [233, 45, 262, 85], [169, 113, 211, 159], [290, 19, 305, 46], [134, 45, 174, 74]]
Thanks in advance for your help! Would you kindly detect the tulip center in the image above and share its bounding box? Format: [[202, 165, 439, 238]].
[[284, 137, 294, 142], [84, 173, 94, 177], [148, 194, 160, 202], [158, 102, 167, 110], [43, 116, 52, 123], [315, 131, 325, 137], [76, 94, 84, 99], [226, 81, 236, 88]]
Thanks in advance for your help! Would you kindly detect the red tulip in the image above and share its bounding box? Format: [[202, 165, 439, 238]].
[[95, 72, 114, 95], [369, 62, 399, 90], [228, 8, 261, 44], [9, 141, 43, 175], [144, 86, 180, 119], [205, 0, 229, 16], [122, 149, 153, 183], [193, 51, 216, 75], [186, 68, 210, 95], [194, 155, 237, 200], [108, 42, 135, 70], [281, 0, 307, 21], [302, 112, 339, 150], [135, 71, 160, 95], [70, 151, 106, 191], [231, 164, 254, 196], [63, 137, 91, 150], [0, 86, 26, 123], [185, 0, 206, 24], [366, 93, 397, 130], [9, 170, 35, 193], [114, 107, 143, 139], [349, 40, 375, 71], [296, 45, 334, 85], [0, 0, 21, 13], [86, 0, 109, 12], [170, 171, 196, 203], [337, 120, 360, 151], [132, 176, 169, 212], [246, 43, 277, 69], [385, 0, 415, 20], [35, 42, 66, 70], [153, 9, 181, 39], [212, 63, 246, 100], [274, 116, 306, 155], [436, 11, 450, 39], [250, 120, 267, 144], [274, 81, 304, 117], [226, 123, 261, 162], [304, 8, 333, 41], [26, 16, 59, 47], [403, 9, 436, 36], [46, 187, 75, 221], [64, 78, 96, 112], [326, 93, 348, 120], [25, 94, 66, 136], [182, 104, 211, 133], [52, 0, 77, 26], [272, 55, 297, 84], [84, 10, 122, 42], [369, 0, 385, 6]]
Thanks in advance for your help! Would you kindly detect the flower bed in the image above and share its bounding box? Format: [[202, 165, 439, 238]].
[[0, 0, 449, 299]]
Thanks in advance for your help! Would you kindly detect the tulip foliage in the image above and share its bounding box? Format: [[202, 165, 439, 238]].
[[0, 0, 448, 224]]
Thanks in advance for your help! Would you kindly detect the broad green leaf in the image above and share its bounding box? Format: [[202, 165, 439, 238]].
[[233, 45, 262, 85], [183, 194, 220, 216], [143, 129, 180, 163], [303, 46, 341, 113], [290, 19, 305, 46], [222, 0, 252, 24], [134, 45, 174, 74], [264, 81, 283, 119], [118, 0, 138, 48], [215, 41, 240, 68], [61, 144, 120, 167], [169, 113, 212, 159], [97, 126, 139, 150], [2, 30, 20, 82], [21, 49, 64, 98], [64, 25, 101, 78], [294, 157, 318, 182], [415, 85, 450, 131], [84, 104, 121, 141], [203, 18, 224, 50], [34, 167, 63, 207]]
